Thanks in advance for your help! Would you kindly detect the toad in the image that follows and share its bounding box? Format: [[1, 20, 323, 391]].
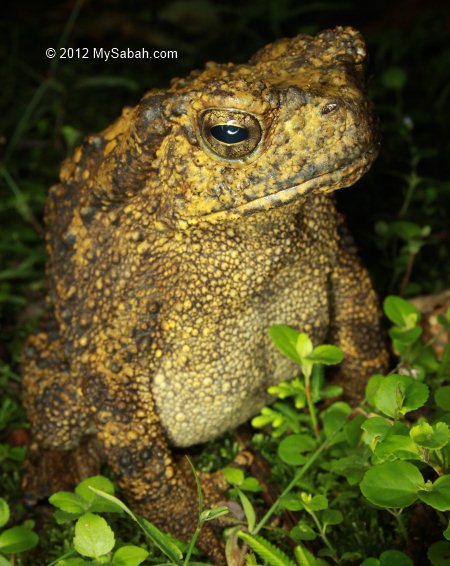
[[22, 26, 388, 562]]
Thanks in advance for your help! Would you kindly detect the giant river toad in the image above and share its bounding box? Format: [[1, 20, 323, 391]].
[[22, 26, 389, 562]]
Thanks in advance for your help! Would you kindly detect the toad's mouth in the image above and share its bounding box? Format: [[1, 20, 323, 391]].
[[189, 152, 374, 224]]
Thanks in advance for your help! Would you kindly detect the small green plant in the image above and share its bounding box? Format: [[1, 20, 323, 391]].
[[255, 327, 343, 439], [48, 475, 152, 565], [375, 220, 431, 295], [231, 295, 450, 565], [358, 296, 450, 565], [0, 497, 38, 565], [49, 471, 229, 565]]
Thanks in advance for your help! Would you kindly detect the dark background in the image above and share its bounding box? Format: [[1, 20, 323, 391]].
[[1, 0, 450, 361]]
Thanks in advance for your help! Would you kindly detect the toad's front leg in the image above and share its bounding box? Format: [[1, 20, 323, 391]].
[[89, 370, 228, 565], [328, 215, 389, 401]]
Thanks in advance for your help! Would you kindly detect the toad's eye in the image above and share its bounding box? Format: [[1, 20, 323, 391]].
[[210, 124, 249, 144], [200, 109, 262, 161], [321, 101, 340, 115]]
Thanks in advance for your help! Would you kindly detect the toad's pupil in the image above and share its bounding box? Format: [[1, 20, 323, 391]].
[[210, 124, 248, 144]]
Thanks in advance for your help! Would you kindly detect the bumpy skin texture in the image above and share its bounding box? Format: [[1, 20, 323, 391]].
[[22, 27, 388, 562]]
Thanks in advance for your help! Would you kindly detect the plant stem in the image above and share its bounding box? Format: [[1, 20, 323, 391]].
[[398, 174, 419, 218], [388, 509, 408, 543], [396, 511, 408, 543], [184, 524, 202, 565], [304, 371, 320, 440], [399, 251, 416, 296], [308, 509, 339, 563], [436, 343, 450, 382], [252, 421, 346, 535]]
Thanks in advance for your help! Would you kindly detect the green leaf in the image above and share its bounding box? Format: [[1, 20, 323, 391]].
[[302, 493, 328, 512], [410, 422, 450, 449], [269, 325, 302, 365], [186, 455, 203, 519], [53, 510, 83, 525], [435, 386, 450, 411], [381, 67, 407, 90], [49, 492, 89, 514], [279, 494, 304, 511], [251, 408, 281, 429], [365, 374, 385, 407], [240, 478, 262, 492], [0, 526, 39, 554], [344, 413, 366, 448], [373, 375, 429, 417], [384, 296, 420, 327], [329, 455, 366, 485], [436, 413, 450, 427], [379, 550, 413, 565], [389, 326, 422, 346], [269, 381, 300, 400], [0, 498, 10, 528], [418, 475, 450, 511], [139, 518, 183, 565], [85, 488, 131, 516], [341, 552, 362, 561], [278, 435, 316, 466], [75, 476, 115, 501], [238, 531, 296, 566], [112, 545, 149, 566], [61, 126, 83, 152], [317, 548, 334, 558], [444, 520, 450, 541], [322, 509, 343, 526], [374, 435, 421, 461], [437, 310, 450, 331], [321, 385, 343, 398], [307, 345, 344, 365], [428, 541, 450, 566], [290, 521, 317, 541], [361, 560, 380, 566], [199, 506, 229, 522], [0, 556, 12, 566], [322, 402, 351, 438], [360, 461, 424, 508], [76, 476, 121, 513], [222, 467, 244, 485], [361, 417, 393, 450], [415, 345, 439, 374], [311, 366, 324, 401], [243, 555, 258, 566], [55, 559, 88, 566], [73, 513, 115, 558], [237, 490, 256, 533], [296, 333, 313, 360], [294, 543, 319, 565]]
